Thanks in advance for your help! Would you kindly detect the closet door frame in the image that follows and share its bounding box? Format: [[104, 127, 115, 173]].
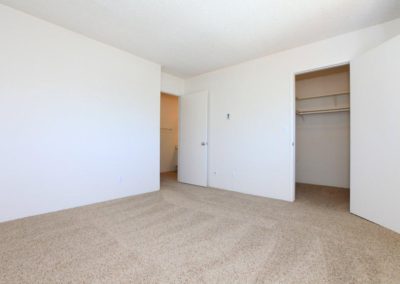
[[290, 61, 350, 201]]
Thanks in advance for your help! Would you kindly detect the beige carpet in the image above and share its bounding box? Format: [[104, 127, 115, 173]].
[[1, 173, 399, 283]]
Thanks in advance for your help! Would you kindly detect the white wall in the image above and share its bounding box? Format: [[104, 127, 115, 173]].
[[0, 5, 161, 222], [185, 18, 400, 201], [160, 93, 179, 173], [351, 34, 400, 234], [161, 72, 184, 96], [296, 70, 350, 188]]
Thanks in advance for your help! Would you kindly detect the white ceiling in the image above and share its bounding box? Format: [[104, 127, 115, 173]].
[[1, 0, 400, 77]]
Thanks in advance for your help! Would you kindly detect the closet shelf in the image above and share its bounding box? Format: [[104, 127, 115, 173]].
[[296, 107, 350, 115], [296, 91, 349, 101]]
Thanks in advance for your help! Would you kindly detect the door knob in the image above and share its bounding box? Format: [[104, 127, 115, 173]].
[[201, 142, 207, 146]]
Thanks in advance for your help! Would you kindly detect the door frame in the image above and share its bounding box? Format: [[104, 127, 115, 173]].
[[290, 61, 350, 201]]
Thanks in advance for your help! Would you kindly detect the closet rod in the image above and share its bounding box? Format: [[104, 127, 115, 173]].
[[296, 91, 349, 101], [296, 107, 350, 115]]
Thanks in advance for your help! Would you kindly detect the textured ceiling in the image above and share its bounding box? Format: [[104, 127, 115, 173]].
[[1, 0, 400, 77]]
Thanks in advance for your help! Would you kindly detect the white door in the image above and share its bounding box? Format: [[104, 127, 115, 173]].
[[178, 91, 208, 186], [351, 35, 400, 233]]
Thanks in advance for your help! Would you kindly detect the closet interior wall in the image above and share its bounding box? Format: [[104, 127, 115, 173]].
[[296, 65, 350, 189]]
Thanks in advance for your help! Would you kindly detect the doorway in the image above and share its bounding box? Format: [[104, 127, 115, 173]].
[[294, 64, 350, 207], [160, 90, 209, 187], [160, 92, 179, 182]]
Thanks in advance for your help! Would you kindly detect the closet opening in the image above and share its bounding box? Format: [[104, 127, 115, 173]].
[[295, 64, 350, 209], [160, 92, 179, 183]]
